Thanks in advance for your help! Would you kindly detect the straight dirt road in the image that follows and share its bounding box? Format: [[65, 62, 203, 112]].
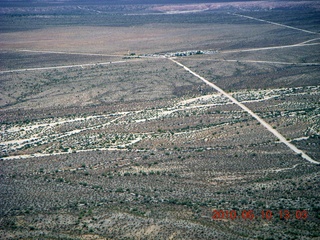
[[0, 60, 128, 73], [169, 57, 320, 165], [186, 59, 320, 66], [222, 42, 320, 53], [15, 49, 124, 57], [230, 13, 320, 35]]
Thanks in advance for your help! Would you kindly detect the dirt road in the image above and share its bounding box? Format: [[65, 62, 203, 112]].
[[169, 58, 319, 165], [15, 49, 124, 57], [230, 13, 319, 35], [222, 42, 320, 54], [0, 60, 128, 73], [187, 59, 320, 66]]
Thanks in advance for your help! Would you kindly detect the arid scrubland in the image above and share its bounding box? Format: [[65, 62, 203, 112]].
[[0, 2, 320, 239]]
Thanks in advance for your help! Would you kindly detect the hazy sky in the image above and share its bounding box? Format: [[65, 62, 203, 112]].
[[0, 0, 258, 7]]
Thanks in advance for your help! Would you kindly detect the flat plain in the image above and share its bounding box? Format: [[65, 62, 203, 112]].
[[0, 2, 320, 239]]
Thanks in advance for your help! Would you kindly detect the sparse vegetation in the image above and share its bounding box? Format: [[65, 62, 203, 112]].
[[0, 2, 319, 239]]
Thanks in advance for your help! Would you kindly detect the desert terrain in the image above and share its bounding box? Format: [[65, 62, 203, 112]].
[[0, 1, 319, 239]]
